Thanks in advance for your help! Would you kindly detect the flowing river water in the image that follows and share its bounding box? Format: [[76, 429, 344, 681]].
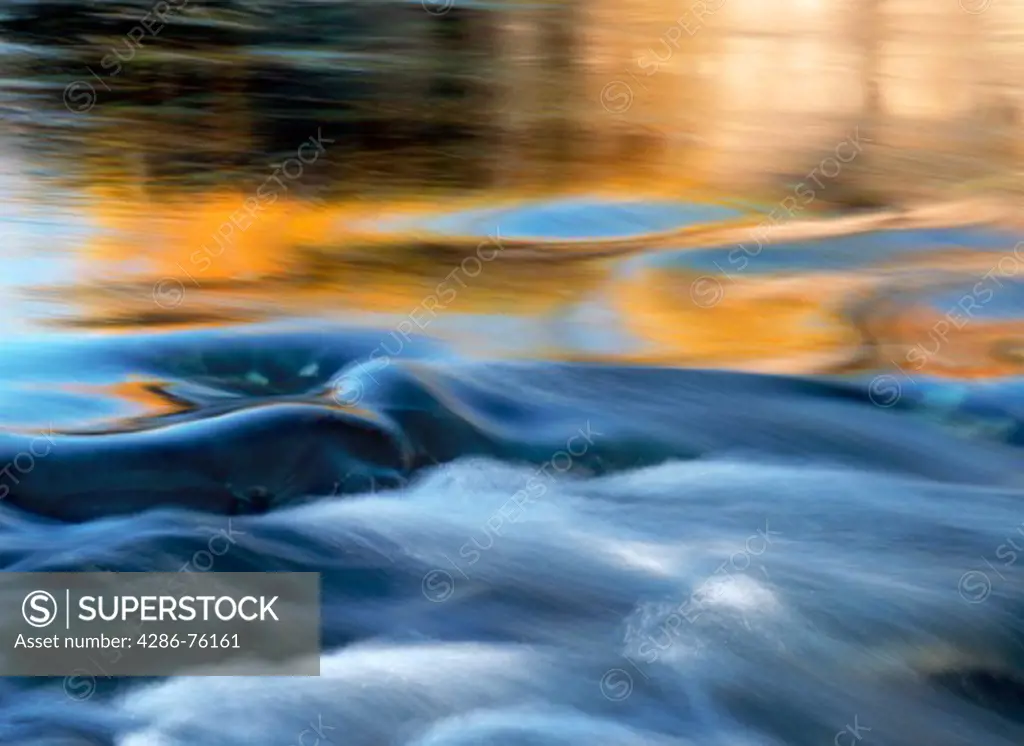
[[2, 2, 1024, 745]]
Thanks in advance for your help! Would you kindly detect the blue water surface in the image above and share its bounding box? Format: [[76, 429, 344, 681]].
[[374, 197, 744, 240]]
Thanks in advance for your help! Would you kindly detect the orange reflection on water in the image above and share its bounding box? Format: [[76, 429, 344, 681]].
[[55, 181, 1024, 382], [85, 187, 362, 283], [612, 266, 867, 374], [73, 188, 617, 326]]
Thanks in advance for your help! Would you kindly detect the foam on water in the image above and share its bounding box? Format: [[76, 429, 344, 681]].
[[0, 454, 1021, 745], [0, 317, 1019, 745]]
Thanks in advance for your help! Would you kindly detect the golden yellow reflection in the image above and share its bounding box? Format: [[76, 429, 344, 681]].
[[868, 304, 1024, 380], [612, 267, 867, 374], [9, 0, 1024, 381]]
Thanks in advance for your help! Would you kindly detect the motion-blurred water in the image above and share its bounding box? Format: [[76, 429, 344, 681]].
[[2, 1, 1024, 745]]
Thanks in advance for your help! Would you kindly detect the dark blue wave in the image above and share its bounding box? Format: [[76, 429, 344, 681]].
[[0, 326, 1021, 745]]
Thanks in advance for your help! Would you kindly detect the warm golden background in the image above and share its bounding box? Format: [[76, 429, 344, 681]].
[[2, 0, 1023, 379]]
